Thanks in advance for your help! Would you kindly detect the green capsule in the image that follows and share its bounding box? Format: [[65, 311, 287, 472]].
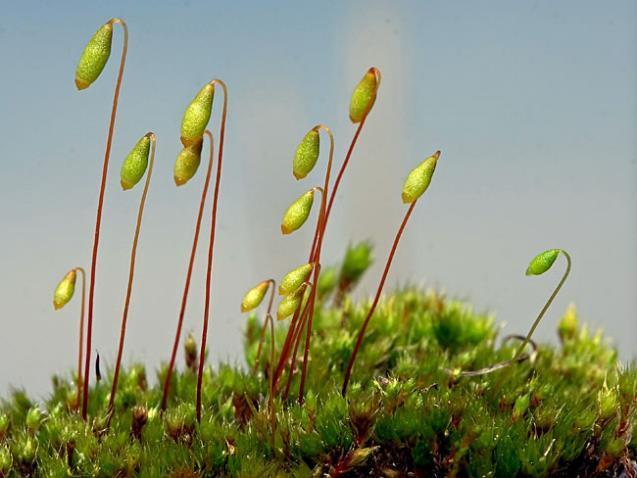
[[241, 280, 270, 313], [558, 303, 579, 342], [75, 20, 114, 90], [120, 134, 151, 190], [401, 151, 441, 204], [174, 139, 204, 186], [277, 286, 306, 321], [349, 67, 380, 123], [281, 189, 315, 235], [180, 83, 215, 146], [279, 263, 313, 296], [53, 270, 77, 310], [293, 128, 320, 180], [526, 249, 561, 276]]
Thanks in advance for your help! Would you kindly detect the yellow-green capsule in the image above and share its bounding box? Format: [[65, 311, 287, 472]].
[[279, 263, 313, 296], [281, 189, 315, 235], [53, 270, 77, 310], [293, 128, 320, 180], [401, 151, 441, 204], [526, 249, 561, 276], [349, 67, 380, 123], [75, 20, 114, 90], [277, 286, 306, 321], [120, 134, 151, 190], [241, 281, 270, 313], [180, 83, 215, 146], [174, 139, 204, 186]]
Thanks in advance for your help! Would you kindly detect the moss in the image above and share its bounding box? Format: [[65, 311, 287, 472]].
[[1, 264, 635, 476]]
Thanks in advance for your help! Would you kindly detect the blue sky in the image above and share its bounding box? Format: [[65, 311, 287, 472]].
[[0, 0, 635, 396]]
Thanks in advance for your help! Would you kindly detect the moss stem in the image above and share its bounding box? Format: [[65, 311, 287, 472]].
[[161, 131, 215, 412], [514, 250, 571, 359], [342, 201, 417, 396], [196, 79, 229, 423], [82, 18, 128, 421], [107, 133, 156, 425]]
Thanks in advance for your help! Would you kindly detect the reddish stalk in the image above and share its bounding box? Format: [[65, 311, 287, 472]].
[[106, 133, 156, 424], [160, 130, 215, 412], [273, 126, 334, 396], [74, 267, 86, 411], [281, 284, 314, 401], [196, 79, 229, 423], [271, 296, 304, 391], [252, 279, 276, 374], [341, 201, 417, 396], [82, 18, 128, 420]]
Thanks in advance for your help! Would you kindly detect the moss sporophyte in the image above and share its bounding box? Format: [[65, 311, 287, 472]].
[[17, 16, 632, 476]]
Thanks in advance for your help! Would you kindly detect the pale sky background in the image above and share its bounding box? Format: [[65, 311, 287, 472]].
[[0, 0, 635, 398]]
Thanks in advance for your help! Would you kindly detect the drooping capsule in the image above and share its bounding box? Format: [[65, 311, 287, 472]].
[[279, 263, 313, 296], [277, 286, 306, 321], [349, 67, 380, 123], [53, 270, 77, 310], [174, 139, 204, 186], [180, 83, 214, 146], [401, 151, 441, 204], [75, 20, 114, 90], [120, 134, 151, 190], [293, 128, 320, 180], [241, 280, 270, 313], [525, 249, 561, 276], [281, 189, 315, 235]]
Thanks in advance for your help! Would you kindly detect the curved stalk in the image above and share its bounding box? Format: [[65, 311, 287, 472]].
[[160, 130, 215, 412], [274, 126, 334, 396], [342, 201, 417, 396], [253, 279, 276, 374], [196, 79, 229, 423], [514, 250, 571, 359], [82, 18, 128, 420], [107, 133, 156, 424], [72, 267, 86, 411]]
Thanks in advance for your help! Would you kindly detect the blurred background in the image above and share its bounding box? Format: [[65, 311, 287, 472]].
[[0, 0, 635, 398]]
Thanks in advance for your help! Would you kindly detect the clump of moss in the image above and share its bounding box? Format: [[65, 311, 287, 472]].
[[2, 252, 635, 477]]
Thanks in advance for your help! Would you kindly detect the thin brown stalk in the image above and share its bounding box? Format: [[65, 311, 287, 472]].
[[342, 201, 417, 396], [196, 79, 229, 423], [82, 18, 128, 420], [160, 130, 215, 412], [74, 267, 86, 411], [106, 133, 156, 424], [253, 279, 276, 374]]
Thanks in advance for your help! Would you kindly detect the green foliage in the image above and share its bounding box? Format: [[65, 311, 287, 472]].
[[2, 247, 635, 476]]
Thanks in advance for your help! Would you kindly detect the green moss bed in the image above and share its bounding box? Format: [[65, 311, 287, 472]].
[[1, 286, 635, 477]]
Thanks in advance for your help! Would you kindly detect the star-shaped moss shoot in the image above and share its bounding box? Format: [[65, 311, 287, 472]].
[[293, 127, 320, 180], [74, 20, 114, 90], [120, 134, 151, 190], [53, 270, 77, 310], [401, 151, 441, 204], [174, 139, 204, 186], [349, 67, 381, 123], [241, 280, 270, 313], [281, 189, 317, 235], [277, 285, 307, 321], [180, 83, 215, 147], [279, 263, 313, 296]]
